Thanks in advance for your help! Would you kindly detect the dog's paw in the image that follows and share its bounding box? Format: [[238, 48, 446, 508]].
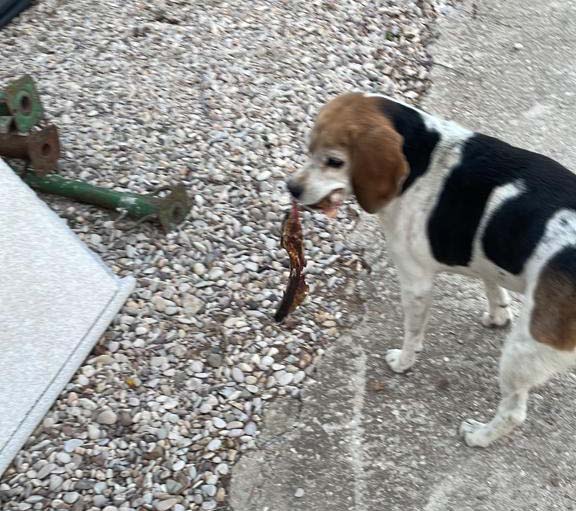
[[459, 419, 492, 447], [481, 307, 512, 328], [385, 349, 414, 374]]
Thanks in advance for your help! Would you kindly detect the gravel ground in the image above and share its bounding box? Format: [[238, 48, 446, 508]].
[[1, 1, 440, 510]]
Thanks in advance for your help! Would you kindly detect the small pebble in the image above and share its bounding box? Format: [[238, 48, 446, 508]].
[[155, 498, 179, 511], [63, 439, 83, 453], [232, 367, 245, 383], [63, 492, 80, 504], [93, 495, 109, 507], [193, 263, 207, 276], [213, 417, 226, 429], [207, 439, 222, 451], [202, 484, 217, 497], [49, 474, 64, 491], [37, 463, 55, 479], [96, 410, 118, 425], [206, 353, 223, 368]]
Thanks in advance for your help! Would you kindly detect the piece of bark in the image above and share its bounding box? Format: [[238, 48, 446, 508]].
[[274, 201, 308, 323]]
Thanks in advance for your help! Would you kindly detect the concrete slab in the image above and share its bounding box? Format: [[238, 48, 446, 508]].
[[230, 0, 576, 509], [0, 159, 134, 476]]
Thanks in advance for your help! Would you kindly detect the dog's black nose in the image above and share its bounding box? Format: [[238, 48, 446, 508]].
[[287, 180, 303, 199]]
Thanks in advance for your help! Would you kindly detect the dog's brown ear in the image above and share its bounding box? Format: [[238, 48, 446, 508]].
[[350, 122, 408, 213]]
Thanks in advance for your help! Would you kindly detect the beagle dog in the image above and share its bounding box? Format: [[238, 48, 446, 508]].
[[287, 92, 576, 447]]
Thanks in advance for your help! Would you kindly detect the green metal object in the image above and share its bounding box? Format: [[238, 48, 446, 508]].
[[21, 173, 191, 232], [0, 75, 44, 133]]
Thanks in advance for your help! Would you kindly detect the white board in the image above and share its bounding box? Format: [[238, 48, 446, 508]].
[[0, 159, 135, 476]]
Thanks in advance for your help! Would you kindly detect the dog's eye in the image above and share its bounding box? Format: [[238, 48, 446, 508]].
[[326, 157, 344, 168]]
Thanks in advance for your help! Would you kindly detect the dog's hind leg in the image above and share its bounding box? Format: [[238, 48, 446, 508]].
[[460, 327, 575, 447], [462, 259, 576, 447]]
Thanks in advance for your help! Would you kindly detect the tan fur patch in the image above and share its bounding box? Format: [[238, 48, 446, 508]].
[[531, 265, 576, 351], [311, 93, 408, 213]]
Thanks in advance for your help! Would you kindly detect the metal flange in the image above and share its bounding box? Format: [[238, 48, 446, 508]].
[[0, 124, 60, 175], [0, 75, 44, 133]]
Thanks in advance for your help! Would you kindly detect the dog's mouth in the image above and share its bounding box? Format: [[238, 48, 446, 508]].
[[307, 189, 345, 218]]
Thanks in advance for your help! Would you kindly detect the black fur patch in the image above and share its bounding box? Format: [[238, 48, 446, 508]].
[[377, 98, 440, 192], [544, 246, 576, 283], [428, 133, 576, 273]]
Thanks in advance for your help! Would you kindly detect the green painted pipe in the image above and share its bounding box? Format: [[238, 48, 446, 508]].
[[22, 173, 191, 232]]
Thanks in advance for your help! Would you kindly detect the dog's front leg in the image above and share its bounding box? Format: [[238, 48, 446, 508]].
[[481, 280, 512, 328], [385, 266, 435, 373]]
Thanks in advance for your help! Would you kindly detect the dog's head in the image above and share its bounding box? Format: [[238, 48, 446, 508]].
[[287, 93, 408, 216]]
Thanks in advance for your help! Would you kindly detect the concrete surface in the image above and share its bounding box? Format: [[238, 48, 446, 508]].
[[230, 0, 576, 509], [0, 159, 134, 477]]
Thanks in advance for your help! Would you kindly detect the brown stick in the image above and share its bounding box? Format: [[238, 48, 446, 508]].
[[274, 201, 309, 323]]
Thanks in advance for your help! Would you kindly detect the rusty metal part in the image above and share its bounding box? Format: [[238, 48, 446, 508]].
[[0, 124, 60, 175], [21, 174, 191, 232], [0, 75, 43, 133], [150, 185, 192, 232]]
